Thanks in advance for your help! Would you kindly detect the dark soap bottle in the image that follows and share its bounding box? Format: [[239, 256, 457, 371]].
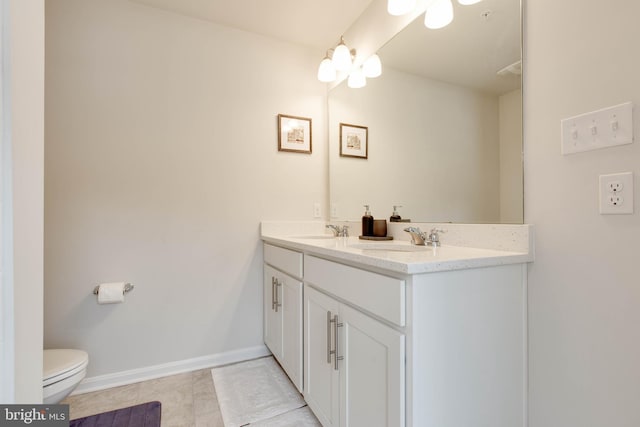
[[390, 205, 402, 222], [362, 205, 374, 237]]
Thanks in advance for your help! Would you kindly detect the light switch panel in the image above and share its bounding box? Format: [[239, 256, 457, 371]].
[[562, 102, 633, 155]]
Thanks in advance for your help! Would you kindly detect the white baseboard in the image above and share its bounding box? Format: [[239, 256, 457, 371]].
[[72, 345, 271, 395]]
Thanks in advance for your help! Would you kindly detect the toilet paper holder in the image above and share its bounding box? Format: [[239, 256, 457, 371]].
[[92, 283, 134, 295]]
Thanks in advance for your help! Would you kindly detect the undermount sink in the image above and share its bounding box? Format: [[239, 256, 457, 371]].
[[348, 242, 433, 252]]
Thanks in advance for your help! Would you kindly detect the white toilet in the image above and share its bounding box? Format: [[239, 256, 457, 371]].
[[43, 349, 89, 404]]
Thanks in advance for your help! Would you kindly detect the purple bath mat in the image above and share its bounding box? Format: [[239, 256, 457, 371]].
[[69, 401, 161, 427]]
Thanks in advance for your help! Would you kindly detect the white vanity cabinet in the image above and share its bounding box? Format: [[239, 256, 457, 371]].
[[304, 256, 405, 427], [263, 244, 303, 392], [261, 227, 530, 427], [302, 253, 526, 427]]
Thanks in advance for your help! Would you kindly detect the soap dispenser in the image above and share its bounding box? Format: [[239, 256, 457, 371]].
[[390, 205, 402, 222], [362, 205, 374, 237]]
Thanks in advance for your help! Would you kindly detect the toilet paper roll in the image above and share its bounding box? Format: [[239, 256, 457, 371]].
[[97, 282, 126, 304]]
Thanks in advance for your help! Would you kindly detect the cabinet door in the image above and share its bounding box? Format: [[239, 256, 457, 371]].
[[339, 304, 405, 427], [263, 264, 282, 361], [280, 273, 303, 392], [304, 286, 340, 427]]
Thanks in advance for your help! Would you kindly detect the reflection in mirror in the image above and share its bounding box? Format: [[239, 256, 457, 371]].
[[329, 0, 522, 224]]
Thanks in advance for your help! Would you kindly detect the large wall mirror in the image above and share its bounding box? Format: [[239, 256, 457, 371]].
[[329, 0, 522, 224]]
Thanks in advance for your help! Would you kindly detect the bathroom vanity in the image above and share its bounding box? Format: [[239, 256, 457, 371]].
[[261, 222, 533, 427]]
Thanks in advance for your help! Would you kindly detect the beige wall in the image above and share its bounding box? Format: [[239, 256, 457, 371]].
[[4, 0, 45, 403], [44, 0, 327, 377], [525, 1, 640, 426], [499, 89, 523, 223]]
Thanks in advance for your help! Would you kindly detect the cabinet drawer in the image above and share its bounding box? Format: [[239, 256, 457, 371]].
[[264, 243, 303, 279], [305, 255, 405, 327]]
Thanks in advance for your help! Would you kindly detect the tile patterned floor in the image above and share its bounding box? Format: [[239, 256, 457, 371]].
[[62, 369, 224, 427]]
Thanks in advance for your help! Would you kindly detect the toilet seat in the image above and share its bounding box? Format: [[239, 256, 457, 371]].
[[44, 349, 89, 386], [43, 349, 89, 403]]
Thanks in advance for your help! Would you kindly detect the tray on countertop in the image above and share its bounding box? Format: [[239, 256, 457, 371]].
[[358, 236, 394, 241]]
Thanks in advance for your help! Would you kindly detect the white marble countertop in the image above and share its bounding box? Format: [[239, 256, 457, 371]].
[[261, 228, 534, 275]]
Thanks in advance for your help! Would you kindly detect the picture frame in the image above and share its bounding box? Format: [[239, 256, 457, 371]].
[[278, 114, 312, 154], [339, 123, 368, 159]]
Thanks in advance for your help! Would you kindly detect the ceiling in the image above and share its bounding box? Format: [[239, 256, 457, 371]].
[[130, 0, 374, 51]]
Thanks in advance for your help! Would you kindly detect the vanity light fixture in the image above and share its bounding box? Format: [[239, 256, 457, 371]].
[[362, 54, 382, 78], [317, 37, 383, 87], [424, 0, 454, 29], [317, 51, 337, 82], [387, 0, 416, 16], [388, 0, 482, 29], [347, 66, 367, 89], [332, 36, 353, 72]]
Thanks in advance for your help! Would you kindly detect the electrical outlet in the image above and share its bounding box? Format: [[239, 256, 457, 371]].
[[313, 202, 321, 218], [330, 203, 338, 218], [599, 172, 633, 214], [607, 180, 623, 193], [607, 195, 624, 206]]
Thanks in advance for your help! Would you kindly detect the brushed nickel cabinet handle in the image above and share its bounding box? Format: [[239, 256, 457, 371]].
[[327, 311, 334, 364], [274, 279, 282, 313], [333, 314, 344, 371], [271, 277, 276, 311]]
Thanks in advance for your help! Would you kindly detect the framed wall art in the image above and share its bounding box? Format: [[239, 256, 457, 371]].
[[278, 114, 312, 154], [339, 123, 368, 159]]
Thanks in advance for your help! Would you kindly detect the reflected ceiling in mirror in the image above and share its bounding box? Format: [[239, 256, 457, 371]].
[[381, 0, 520, 95], [329, 0, 522, 225]]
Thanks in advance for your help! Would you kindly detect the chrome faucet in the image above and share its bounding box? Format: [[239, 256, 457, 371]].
[[403, 227, 445, 246], [426, 228, 445, 246], [326, 224, 349, 237], [404, 227, 426, 245]]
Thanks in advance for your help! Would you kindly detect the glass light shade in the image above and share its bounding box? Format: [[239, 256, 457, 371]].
[[387, 0, 416, 16], [363, 54, 382, 78], [317, 57, 336, 82], [457, 0, 482, 4], [332, 42, 352, 72], [424, 0, 454, 29], [347, 67, 366, 89]]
